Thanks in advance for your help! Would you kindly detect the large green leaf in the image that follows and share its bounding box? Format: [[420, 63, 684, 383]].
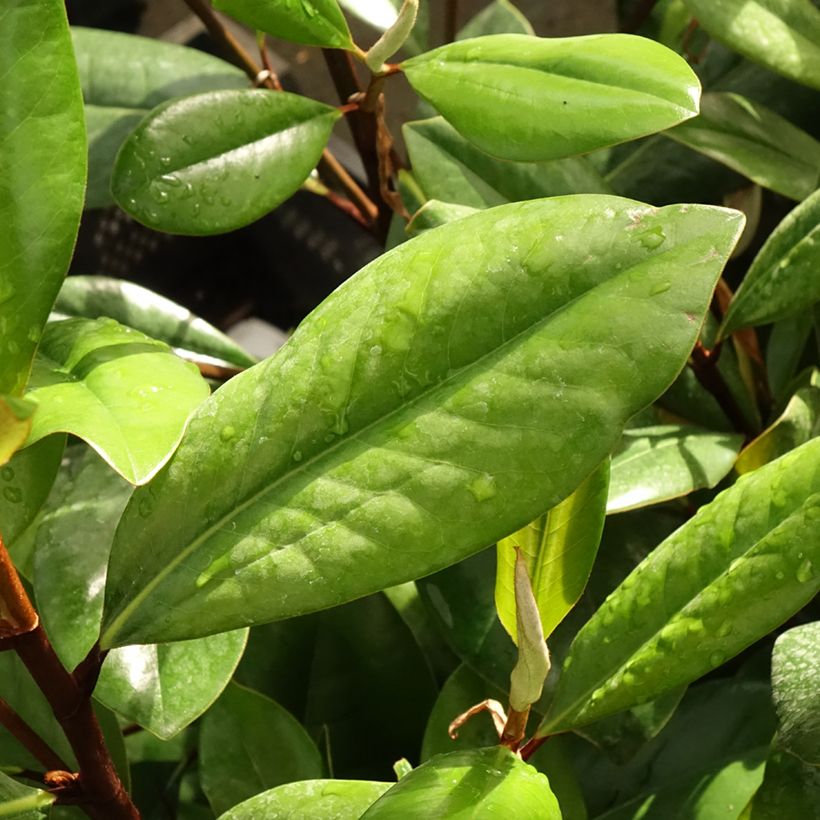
[[24, 317, 210, 485], [666, 93, 820, 201], [607, 424, 743, 513], [404, 116, 610, 209], [200, 682, 322, 815], [402, 34, 700, 162], [0, 773, 53, 819], [72, 27, 247, 209], [213, 0, 353, 49], [99, 197, 742, 647], [771, 622, 820, 764], [0, 0, 86, 396], [361, 747, 560, 818], [746, 749, 820, 819], [56, 277, 256, 368], [538, 438, 820, 736], [219, 780, 390, 820], [496, 461, 609, 643], [682, 0, 820, 90], [721, 188, 820, 337], [112, 90, 341, 235], [457, 0, 533, 38]]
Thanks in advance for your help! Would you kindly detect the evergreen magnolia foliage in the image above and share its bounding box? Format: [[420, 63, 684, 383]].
[[0, 0, 818, 817]]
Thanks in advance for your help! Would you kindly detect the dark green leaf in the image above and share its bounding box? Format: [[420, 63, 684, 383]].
[[496, 461, 609, 642], [361, 747, 561, 818], [457, 0, 533, 38], [56, 277, 256, 368], [200, 682, 322, 815], [0, 0, 86, 396], [0, 772, 53, 819], [666, 93, 820, 201], [24, 317, 210, 485], [112, 90, 341, 235], [682, 0, 820, 90], [212, 0, 353, 49], [94, 629, 248, 740], [539, 439, 820, 735], [404, 116, 611, 209], [722, 188, 820, 337], [403, 34, 700, 161], [219, 780, 390, 820], [100, 197, 743, 647], [747, 749, 820, 819], [767, 311, 814, 400], [608, 424, 743, 513], [771, 622, 820, 764], [72, 27, 247, 209], [406, 201, 479, 235]]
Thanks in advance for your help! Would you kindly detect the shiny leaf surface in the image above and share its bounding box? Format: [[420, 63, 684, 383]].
[[200, 682, 322, 815], [496, 461, 609, 642], [101, 197, 743, 647], [721, 188, 820, 337], [406, 200, 478, 235], [25, 317, 210, 485], [746, 749, 820, 819], [666, 93, 820, 201], [112, 90, 340, 235], [404, 116, 610, 209], [608, 424, 743, 513], [72, 27, 247, 208], [403, 34, 700, 162], [0, 0, 86, 396], [539, 439, 820, 735]]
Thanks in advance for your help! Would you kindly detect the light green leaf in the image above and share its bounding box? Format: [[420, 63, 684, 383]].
[[403, 34, 700, 162], [100, 197, 742, 648], [736, 373, 820, 474], [608, 424, 743, 513], [771, 622, 820, 764], [0, 773, 53, 819], [72, 27, 247, 209], [682, 0, 820, 90], [213, 0, 353, 49], [746, 749, 820, 819], [95, 630, 248, 740], [666, 93, 820, 201], [112, 90, 341, 236], [56, 277, 256, 368], [539, 438, 820, 736], [24, 317, 210, 485], [218, 780, 390, 820], [0, 0, 86, 396], [200, 682, 322, 815], [361, 747, 561, 818], [404, 116, 611, 209], [406, 200, 479, 235], [721, 188, 820, 337], [0, 399, 36, 467], [457, 0, 533, 38], [496, 462, 609, 643]]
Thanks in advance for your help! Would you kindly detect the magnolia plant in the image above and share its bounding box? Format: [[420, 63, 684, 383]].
[[0, 0, 818, 817]]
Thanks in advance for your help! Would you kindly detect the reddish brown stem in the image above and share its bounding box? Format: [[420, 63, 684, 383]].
[[0, 536, 38, 639], [500, 706, 530, 751], [0, 697, 68, 772], [519, 734, 548, 762]]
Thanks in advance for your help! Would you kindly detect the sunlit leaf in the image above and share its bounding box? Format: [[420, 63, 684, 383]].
[[0, 772, 54, 819], [0, 398, 36, 467]]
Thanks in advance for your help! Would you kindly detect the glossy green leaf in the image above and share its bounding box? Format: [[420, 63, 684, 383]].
[[219, 780, 390, 820], [95, 629, 247, 740], [32, 445, 132, 669], [608, 424, 743, 513], [497, 461, 609, 643], [200, 682, 322, 815], [0, 399, 35, 467], [361, 747, 560, 818], [458, 0, 533, 38], [736, 373, 820, 474], [0, 773, 53, 819], [0, 0, 86, 396], [539, 439, 820, 736], [403, 34, 700, 162], [112, 90, 341, 236], [404, 116, 610, 209], [767, 311, 814, 400], [213, 0, 353, 49], [771, 622, 820, 764], [746, 749, 820, 819], [24, 317, 210, 485], [72, 27, 247, 209], [406, 200, 478, 235], [56, 277, 256, 368], [682, 0, 820, 90], [100, 197, 743, 647], [666, 93, 820, 201], [722, 188, 820, 337]]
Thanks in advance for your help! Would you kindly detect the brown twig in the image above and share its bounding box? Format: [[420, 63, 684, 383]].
[[519, 735, 548, 762], [256, 32, 283, 90], [0, 698, 68, 772], [500, 706, 529, 751], [0, 535, 38, 639]]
